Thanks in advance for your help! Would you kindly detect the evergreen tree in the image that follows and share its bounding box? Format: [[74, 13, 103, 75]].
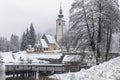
[[29, 24, 36, 47], [26, 28, 30, 45], [36, 32, 42, 42], [10, 34, 19, 52], [20, 24, 36, 50], [20, 32, 27, 51], [0, 37, 11, 52]]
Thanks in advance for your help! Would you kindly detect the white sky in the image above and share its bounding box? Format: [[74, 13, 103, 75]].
[[0, 0, 74, 39]]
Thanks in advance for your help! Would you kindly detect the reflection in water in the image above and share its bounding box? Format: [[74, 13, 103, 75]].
[[0, 64, 5, 80]]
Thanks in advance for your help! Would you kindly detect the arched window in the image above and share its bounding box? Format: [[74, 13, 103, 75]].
[[59, 23, 61, 26]]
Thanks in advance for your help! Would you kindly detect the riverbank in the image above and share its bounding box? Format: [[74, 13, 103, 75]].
[[50, 56, 120, 80], [0, 51, 62, 64]]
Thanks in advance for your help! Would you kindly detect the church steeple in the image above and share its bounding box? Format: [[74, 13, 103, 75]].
[[56, 3, 65, 42], [58, 3, 64, 18]]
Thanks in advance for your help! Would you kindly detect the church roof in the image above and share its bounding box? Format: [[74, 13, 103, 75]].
[[40, 39, 48, 48], [45, 34, 56, 44], [34, 39, 48, 48], [42, 34, 60, 48]]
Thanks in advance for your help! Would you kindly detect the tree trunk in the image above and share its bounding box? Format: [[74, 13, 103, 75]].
[[105, 25, 112, 61], [97, 0, 102, 59], [82, 0, 98, 64]]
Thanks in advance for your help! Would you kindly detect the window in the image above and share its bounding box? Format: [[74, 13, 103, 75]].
[[59, 23, 61, 26]]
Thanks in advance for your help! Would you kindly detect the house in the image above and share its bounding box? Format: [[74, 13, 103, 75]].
[[42, 34, 60, 50], [34, 39, 48, 52]]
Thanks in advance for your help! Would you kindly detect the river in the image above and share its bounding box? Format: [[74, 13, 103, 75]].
[[0, 64, 54, 80]]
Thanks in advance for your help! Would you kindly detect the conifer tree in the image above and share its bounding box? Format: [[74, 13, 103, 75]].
[[20, 32, 27, 51], [10, 34, 19, 52], [20, 24, 36, 50], [29, 24, 36, 47], [26, 28, 30, 45]]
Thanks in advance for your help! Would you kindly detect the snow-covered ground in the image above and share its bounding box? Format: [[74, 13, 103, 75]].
[[0, 51, 62, 64], [50, 56, 120, 80]]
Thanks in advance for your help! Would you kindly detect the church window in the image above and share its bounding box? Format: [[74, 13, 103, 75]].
[[59, 23, 61, 26]]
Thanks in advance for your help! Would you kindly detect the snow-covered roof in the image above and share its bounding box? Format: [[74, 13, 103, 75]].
[[42, 34, 60, 48], [45, 34, 56, 44], [62, 55, 82, 63], [40, 39, 48, 48]]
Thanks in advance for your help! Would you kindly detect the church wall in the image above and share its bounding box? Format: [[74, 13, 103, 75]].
[[48, 44, 59, 51]]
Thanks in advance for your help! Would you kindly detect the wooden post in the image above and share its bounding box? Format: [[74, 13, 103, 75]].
[[16, 73, 18, 78], [34, 72, 36, 78], [13, 66, 15, 79], [52, 67, 55, 74], [26, 72, 28, 77]]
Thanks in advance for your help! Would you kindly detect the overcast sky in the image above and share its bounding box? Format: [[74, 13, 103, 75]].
[[0, 0, 74, 39]]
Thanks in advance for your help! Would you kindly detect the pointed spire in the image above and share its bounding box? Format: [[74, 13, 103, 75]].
[[60, 2, 62, 9], [59, 2, 62, 14], [58, 2, 64, 18]]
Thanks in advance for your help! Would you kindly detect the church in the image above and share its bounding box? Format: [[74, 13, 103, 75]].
[[27, 5, 66, 53]]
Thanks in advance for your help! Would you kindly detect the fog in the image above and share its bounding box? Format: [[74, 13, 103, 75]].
[[0, 0, 74, 39]]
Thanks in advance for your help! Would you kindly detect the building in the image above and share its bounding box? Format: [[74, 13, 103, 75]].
[[55, 5, 65, 42], [34, 39, 48, 52], [29, 5, 65, 53], [42, 34, 60, 51], [32, 34, 60, 52]]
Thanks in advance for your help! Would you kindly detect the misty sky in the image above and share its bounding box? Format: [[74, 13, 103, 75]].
[[0, 0, 74, 39]]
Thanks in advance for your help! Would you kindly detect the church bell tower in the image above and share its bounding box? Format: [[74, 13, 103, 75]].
[[56, 4, 65, 42]]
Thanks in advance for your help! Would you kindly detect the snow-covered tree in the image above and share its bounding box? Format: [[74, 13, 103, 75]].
[[20, 32, 27, 51], [0, 37, 11, 52], [29, 24, 36, 47], [60, 31, 72, 52], [10, 34, 19, 52], [20, 24, 36, 50], [36, 32, 42, 42], [26, 28, 30, 45], [69, 0, 120, 63]]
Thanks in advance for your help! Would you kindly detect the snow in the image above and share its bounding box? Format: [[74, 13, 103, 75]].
[[40, 39, 48, 48], [62, 55, 82, 63], [0, 52, 18, 63], [42, 34, 60, 48], [51, 56, 120, 80], [27, 53, 62, 59], [45, 34, 56, 44], [0, 51, 62, 64]]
